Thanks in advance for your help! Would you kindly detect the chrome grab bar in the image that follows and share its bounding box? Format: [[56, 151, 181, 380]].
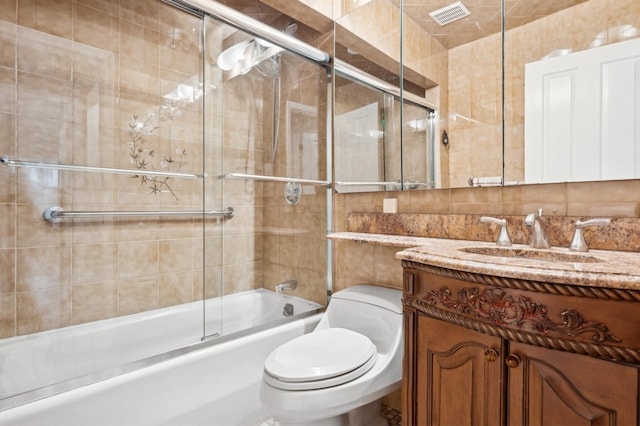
[[335, 181, 399, 186], [1, 156, 204, 179], [220, 172, 330, 187], [43, 206, 234, 223]]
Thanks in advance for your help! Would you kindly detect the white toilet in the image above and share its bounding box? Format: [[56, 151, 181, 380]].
[[260, 285, 403, 426]]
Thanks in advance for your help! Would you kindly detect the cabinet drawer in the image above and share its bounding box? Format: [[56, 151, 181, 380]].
[[403, 264, 640, 366]]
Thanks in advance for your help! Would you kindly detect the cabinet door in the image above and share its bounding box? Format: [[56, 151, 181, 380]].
[[508, 342, 639, 425], [416, 315, 504, 426]]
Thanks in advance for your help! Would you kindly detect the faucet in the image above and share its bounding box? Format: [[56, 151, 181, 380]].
[[569, 218, 611, 252], [480, 216, 512, 246], [275, 279, 297, 294], [524, 208, 551, 249]]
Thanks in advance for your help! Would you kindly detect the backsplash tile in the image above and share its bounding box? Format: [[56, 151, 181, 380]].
[[346, 212, 640, 252]]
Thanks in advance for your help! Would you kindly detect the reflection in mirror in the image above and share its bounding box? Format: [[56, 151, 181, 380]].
[[503, 1, 640, 185], [334, 61, 436, 192], [334, 62, 401, 193], [335, 0, 445, 192]]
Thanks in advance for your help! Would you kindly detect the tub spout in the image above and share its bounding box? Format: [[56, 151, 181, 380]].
[[275, 279, 297, 294]]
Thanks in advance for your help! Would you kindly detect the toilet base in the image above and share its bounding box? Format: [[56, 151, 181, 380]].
[[272, 398, 388, 426]]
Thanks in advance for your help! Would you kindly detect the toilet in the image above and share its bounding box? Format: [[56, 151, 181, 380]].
[[260, 285, 403, 426]]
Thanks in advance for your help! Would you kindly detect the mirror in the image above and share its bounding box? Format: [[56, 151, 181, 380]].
[[503, 1, 640, 185], [335, 0, 640, 190], [428, 0, 639, 187], [238, 0, 639, 191], [333, 0, 439, 192]]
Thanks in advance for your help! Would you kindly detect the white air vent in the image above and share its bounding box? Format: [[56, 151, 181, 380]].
[[429, 1, 471, 26]]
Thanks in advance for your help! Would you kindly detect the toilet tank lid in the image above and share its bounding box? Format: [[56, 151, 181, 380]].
[[331, 285, 402, 314]]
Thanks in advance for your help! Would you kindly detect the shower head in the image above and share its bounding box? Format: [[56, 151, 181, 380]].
[[216, 22, 296, 79], [283, 22, 298, 36], [216, 40, 251, 71], [254, 56, 280, 78]]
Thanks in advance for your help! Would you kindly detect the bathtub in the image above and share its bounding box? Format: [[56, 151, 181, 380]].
[[0, 289, 322, 412], [0, 312, 322, 425]]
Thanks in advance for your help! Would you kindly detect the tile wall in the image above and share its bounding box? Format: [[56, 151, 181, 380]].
[[0, 0, 329, 339], [0, 0, 209, 339]]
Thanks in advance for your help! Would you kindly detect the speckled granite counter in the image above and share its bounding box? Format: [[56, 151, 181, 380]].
[[328, 232, 640, 291]]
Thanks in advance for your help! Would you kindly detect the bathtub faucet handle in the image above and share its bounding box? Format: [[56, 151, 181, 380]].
[[275, 279, 297, 294]]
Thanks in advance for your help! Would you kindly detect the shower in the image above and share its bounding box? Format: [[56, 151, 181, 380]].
[[216, 22, 299, 162]]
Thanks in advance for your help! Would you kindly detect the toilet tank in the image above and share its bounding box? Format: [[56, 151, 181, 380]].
[[317, 285, 403, 353]]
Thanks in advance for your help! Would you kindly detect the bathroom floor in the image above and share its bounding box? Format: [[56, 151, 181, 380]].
[[258, 404, 402, 426], [380, 404, 402, 426]]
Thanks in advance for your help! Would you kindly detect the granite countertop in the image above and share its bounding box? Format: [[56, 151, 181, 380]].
[[328, 232, 640, 291]]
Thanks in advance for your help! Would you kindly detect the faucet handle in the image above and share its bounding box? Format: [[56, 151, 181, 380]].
[[569, 218, 611, 252], [480, 216, 512, 247]]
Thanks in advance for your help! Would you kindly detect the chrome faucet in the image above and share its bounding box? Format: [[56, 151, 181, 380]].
[[524, 209, 551, 249], [480, 216, 512, 246], [275, 279, 297, 294]]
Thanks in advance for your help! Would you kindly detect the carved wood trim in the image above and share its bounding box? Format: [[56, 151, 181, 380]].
[[401, 260, 640, 302], [425, 286, 621, 344], [403, 297, 640, 365]]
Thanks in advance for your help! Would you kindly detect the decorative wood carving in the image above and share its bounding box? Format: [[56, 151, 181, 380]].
[[425, 286, 621, 344], [401, 260, 640, 302], [403, 297, 640, 365]]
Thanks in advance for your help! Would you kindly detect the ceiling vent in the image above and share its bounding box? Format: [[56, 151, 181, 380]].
[[429, 1, 471, 26]]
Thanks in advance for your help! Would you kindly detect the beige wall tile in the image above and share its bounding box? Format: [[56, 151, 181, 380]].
[[0, 21, 15, 68], [120, 0, 160, 31], [223, 262, 262, 294], [118, 240, 159, 279], [72, 243, 117, 285], [18, 0, 73, 39], [0, 293, 16, 338], [16, 286, 71, 334], [16, 246, 71, 291], [159, 271, 193, 307], [159, 238, 195, 274], [0, 203, 15, 250], [119, 276, 158, 316], [17, 27, 72, 81], [0, 249, 15, 293], [72, 281, 117, 324], [16, 203, 71, 248], [0, 67, 15, 114], [74, 3, 117, 53], [0, 0, 17, 23]]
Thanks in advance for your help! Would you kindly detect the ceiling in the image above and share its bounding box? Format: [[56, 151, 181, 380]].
[[223, 0, 591, 50], [391, 0, 590, 48]]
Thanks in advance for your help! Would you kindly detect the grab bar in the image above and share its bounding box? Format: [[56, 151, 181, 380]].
[[43, 206, 234, 223], [221, 173, 331, 187], [335, 181, 400, 186], [1, 157, 204, 179]]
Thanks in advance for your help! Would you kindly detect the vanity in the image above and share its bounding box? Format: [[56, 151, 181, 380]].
[[397, 238, 640, 425]]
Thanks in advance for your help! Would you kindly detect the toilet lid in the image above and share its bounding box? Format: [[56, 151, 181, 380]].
[[264, 328, 376, 383]]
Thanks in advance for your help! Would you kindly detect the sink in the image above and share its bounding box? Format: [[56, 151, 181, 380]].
[[459, 247, 604, 263]]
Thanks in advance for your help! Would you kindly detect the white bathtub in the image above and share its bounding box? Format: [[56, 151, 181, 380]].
[[0, 313, 322, 425], [0, 289, 322, 410]]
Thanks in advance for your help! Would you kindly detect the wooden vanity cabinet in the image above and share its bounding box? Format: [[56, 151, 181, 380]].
[[402, 262, 640, 426]]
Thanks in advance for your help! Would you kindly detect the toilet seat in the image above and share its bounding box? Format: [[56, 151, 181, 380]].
[[263, 328, 377, 391]]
